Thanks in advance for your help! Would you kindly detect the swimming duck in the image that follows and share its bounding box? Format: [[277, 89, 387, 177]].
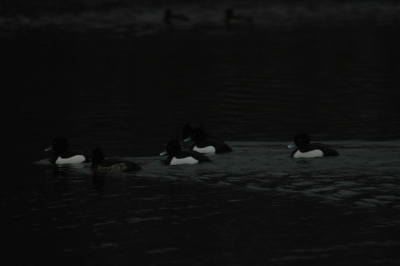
[[190, 125, 233, 154], [160, 139, 212, 166], [91, 147, 141, 173], [45, 137, 90, 164], [287, 133, 340, 158]]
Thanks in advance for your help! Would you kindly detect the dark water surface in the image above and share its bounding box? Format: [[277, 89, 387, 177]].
[[1, 1, 400, 265]]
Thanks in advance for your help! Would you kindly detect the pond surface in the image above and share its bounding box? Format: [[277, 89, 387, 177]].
[[1, 1, 400, 265]]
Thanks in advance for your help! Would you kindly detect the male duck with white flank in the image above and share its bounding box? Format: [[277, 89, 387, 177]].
[[160, 139, 211, 166], [91, 147, 141, 173], [189, 125, 233, 154], [45, 137, 90, 164], [288, 133, 339, 158]]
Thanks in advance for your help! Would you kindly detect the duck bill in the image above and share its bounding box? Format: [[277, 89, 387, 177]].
[[45, 146, 53, 152], [160, 150, 168, 156], [287, 142, 296, 149], [183, 137, 192, 142]]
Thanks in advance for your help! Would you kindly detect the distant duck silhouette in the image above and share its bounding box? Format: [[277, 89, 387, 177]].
[[225, 8, 253, 27], [164, 9, 190, 26], [91, 147, 141, 173]]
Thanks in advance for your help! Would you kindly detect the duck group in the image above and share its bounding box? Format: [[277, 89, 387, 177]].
[[44, 125, 339, 172]]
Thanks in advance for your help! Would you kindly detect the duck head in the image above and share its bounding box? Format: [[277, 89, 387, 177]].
[[288, 133, 311, 149], [45, 137, 69, 153], [191, 125, 207, 142], [91, 147, 105, 164]]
